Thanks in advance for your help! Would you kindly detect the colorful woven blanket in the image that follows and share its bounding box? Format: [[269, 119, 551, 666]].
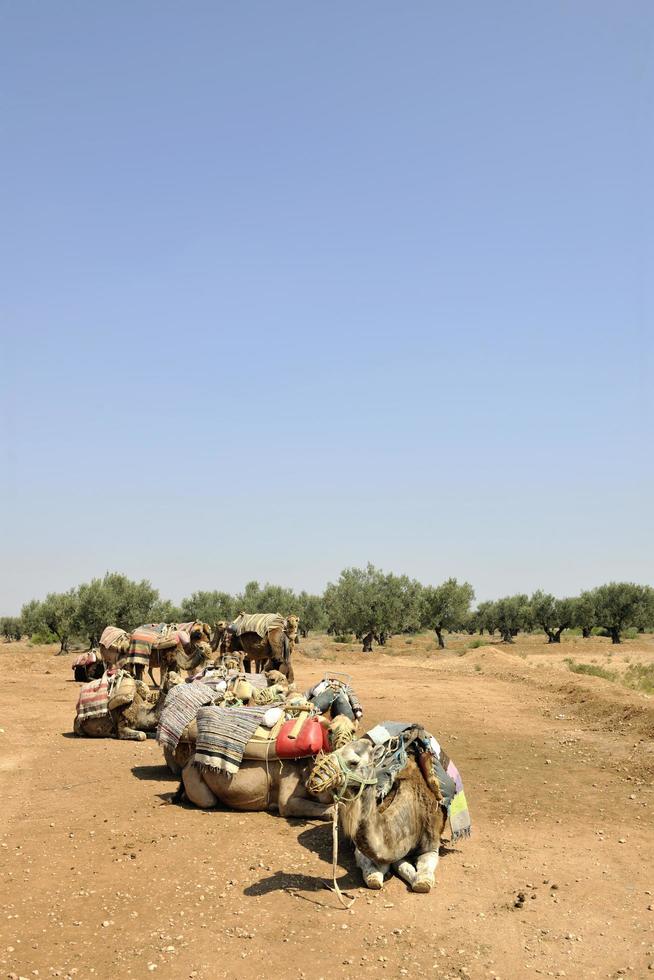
[[232, 613, 286, 638], [366, 721, 471, 841], [72, 650, 98, 669], [76, 672, 111, 720], [193, 704, 268, 775], [100, 626, 128, 650], [157, 681, 217, 751]]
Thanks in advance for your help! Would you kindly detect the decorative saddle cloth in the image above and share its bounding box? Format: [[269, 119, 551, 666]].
[[366, 721, 472, 841], [231, 613, 286, 638]]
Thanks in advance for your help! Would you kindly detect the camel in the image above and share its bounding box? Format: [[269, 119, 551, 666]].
[[178, 715, 357, 818], [210, 615, 297, 682], [307, 733, 449, 892], [74, 671, 182, 741], [100, 623, 213, 686]]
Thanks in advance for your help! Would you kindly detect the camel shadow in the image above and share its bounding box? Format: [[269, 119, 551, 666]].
[[131, 764, 177, 781], [61, 731, 78, 739]]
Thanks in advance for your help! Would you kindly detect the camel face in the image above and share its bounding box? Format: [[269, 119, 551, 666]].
[[336, 738, 376, 772]]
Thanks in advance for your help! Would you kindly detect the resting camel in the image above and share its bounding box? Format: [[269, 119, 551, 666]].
[[308, 732, 448, 892], [211, 616, 297, 682], [74, 671, 182, 742], [160, 669, 292, 775], [177, 715, 356, 818]]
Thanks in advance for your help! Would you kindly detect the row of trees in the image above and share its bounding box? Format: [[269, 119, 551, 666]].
[[2, 568, 653, 652]]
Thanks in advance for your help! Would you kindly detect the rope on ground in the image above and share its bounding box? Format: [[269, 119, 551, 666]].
[[322, 801, 355, 910]]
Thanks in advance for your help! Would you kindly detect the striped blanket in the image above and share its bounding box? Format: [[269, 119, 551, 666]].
[[76, 672, 113, 720], [72, 650, 99, 669], [367, 721, 471, 841], [100, 626, 128, 650], [121, 623, 183, 668], [232, 613, 286, 638], [157, 681, 217, 751], [194, 704, 268, 775]]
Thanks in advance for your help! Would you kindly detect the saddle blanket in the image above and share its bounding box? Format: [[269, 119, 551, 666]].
[[232, 613, 286, 638], [157, 681, 217, 751], [72, 650, 99, 669], [366, 721, 472, 841], [76, 672, 111, 720], [120, 623, 187, 668], [194, 704, 268, 775], [100, 626, 128, 650]]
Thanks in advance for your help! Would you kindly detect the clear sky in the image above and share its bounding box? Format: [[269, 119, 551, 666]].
[[1, 1, 652, 613]]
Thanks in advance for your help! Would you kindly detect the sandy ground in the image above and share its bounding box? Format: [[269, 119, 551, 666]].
[[1, 634, 654, 980]]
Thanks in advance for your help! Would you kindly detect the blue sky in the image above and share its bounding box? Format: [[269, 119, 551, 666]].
[[1, 1, 652, 612]]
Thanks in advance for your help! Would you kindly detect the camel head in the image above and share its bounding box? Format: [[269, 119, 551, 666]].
[[286, 614, 300, 635], [210, 621, 228, 652], [307, 736, 377, 799], [164, 670, 183, 692], [327, 714, 358, 751]]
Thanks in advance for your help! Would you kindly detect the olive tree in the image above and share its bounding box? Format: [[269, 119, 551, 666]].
[[493, 594, 530, 643], [180, 591, 234, 625], [530, 591, 576, 644], [570, 592, 596, 638], [323, 564, 421, 651], [39, 590, 80, 653], [591, 582, 654, 644], [0, 617, 22, 641], [420, 578, 475, 649], [295, 591, 327, 638]]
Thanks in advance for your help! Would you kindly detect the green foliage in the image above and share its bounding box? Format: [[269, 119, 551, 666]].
[[492, 594, 530, 642], [76, 573, 160, 645], [323, 564, 422, 647], [30, 629, 58, 645], [235, 581, 298, 617], [530, 591, 576, 642], [332, 633, 353, 644], [591, 582, 654, 643], [622, 663, 654, 694], [294, 591, 327, 633], [39, 589, 80, 652], [564, 658, 616, 681], [420, 578, 475, 648], [0, 617, 23, 641], [180, 590, 234, 625], [466, 637, 488, 650]]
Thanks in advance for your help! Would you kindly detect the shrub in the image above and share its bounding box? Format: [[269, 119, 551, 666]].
[[622, 627, 639, 640], [30, 630, 58, 645], [564, 658, 615, 681], [622, 664, 654, 694], [333, 633, 352, 644], [466, 638, 488, 650]]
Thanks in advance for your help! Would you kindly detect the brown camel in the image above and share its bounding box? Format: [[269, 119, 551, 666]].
[[210, 616, 296, 682], [308, 735, 447, 892], [74, 672, 182, 742], [100, 623, 212, 686], [178, 716, 356, 818]]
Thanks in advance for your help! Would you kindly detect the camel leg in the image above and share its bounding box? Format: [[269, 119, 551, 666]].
[[111, 708, 147, 742], [355, 848, 389, 889], [412, 850, 439, 893], [393, 858, 418, 889], [182, 763, 218, 808], [277, 768, 335, 820]]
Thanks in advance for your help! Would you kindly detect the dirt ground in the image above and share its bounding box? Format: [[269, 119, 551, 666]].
[[1, 633, 654, 980]]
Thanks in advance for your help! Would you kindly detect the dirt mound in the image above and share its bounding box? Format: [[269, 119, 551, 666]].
[[550, 675, 654, 743], [462, 644, 528, 667]]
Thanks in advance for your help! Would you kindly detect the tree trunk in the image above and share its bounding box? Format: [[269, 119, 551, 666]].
[[501, 629, 513, 644], [610, 627, 621, 645], [435, 627, 445, 650], [582, 627, 591, 639], [362, 631, 374, 653], [378, 631, 387, 646], [553, 628, 563, 643], [546, 629, 555, 644]]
